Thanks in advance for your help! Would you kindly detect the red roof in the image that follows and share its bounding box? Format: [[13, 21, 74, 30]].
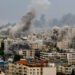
[[16, 59, 45, 67], [16, 60, 28, 65]]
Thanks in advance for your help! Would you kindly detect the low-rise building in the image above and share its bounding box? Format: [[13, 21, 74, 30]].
[[67, 53, 75, 65], [4, 38, 23, 53], [5, 59, 56, 75], [57, 40, 69, 49], [40, 51, 56, 61], [57, 65, 75, 75], [16, 49, 35, 59]]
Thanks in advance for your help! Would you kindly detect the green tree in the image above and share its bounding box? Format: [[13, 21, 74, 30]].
[[13, 55, 21, 62], [0, 47, 5, 61], [56, 47, 60, 52], [35, 50, 40, 58], [72, 69, 75, 75], [57, 72, 65, 75], [0, 47, 4, 56]]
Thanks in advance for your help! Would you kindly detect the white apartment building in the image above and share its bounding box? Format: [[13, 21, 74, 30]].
[[57, 65, 75, 75], [67, 53, 75, 65], [5, 59, 56, 75], [40, 51, 56, 61], [4, 38, 23, 53]]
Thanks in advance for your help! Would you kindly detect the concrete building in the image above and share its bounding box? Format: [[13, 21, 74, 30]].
[[30, 40, 43, 50], [57, 65, 75, 75], [5, 59, 56, 75], [40, 51, 56, 61], [67, 53, 75, 65], [4, 38, 23, 53], [72, 28, 75, 35], [16, 49, 35, 59], [57, 40, 69, 49], [56, 53, 67, 60]]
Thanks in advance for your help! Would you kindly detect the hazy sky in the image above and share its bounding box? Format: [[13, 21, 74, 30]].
[[0, 0, 75, 24]]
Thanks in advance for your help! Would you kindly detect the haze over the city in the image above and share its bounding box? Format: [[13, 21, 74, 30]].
[[0, 0, 75, 27], [0, 0, 75, 75]]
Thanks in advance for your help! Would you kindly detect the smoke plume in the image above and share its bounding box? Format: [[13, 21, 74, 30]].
[[0, 0, 50, 38], [10, 9, 35, 37], [49, 13, 75, 27], [31, 0, 50, 11]]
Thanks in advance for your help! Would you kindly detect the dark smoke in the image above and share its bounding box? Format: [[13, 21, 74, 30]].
[[21, 10, 35, 31], [0, 10, 35, 38], [49, 13, 75, 27], [34, 13, 75, 28], [8, 10, 35, 37], [0, 0, 50, 38]]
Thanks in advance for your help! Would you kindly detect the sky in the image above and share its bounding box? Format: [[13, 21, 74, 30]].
[[0, 0, 75, 25]]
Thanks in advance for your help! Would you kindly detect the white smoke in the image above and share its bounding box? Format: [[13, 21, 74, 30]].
[[31, 0, 50, 11]]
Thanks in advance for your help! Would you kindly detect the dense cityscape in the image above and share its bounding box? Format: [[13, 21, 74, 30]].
[[0, 26, 75, 75], [0, 0, 75, 75]]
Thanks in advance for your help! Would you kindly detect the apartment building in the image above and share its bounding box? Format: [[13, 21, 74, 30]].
[[57, 40, 69, 49], [4, 38, 23, 53], [57, 65, 75, 75], [30, 40, 43, 50], [67, 53, 75, 65], [40, 51, 56, 61], [56, 53, 67, 60], [5, 59, 56, 75], [40, 52, 67, 60], [65, 48, 75, 53], [72, 28, 75, 35], [71, 36, 75, 49], [16, 49, 35, 59]]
